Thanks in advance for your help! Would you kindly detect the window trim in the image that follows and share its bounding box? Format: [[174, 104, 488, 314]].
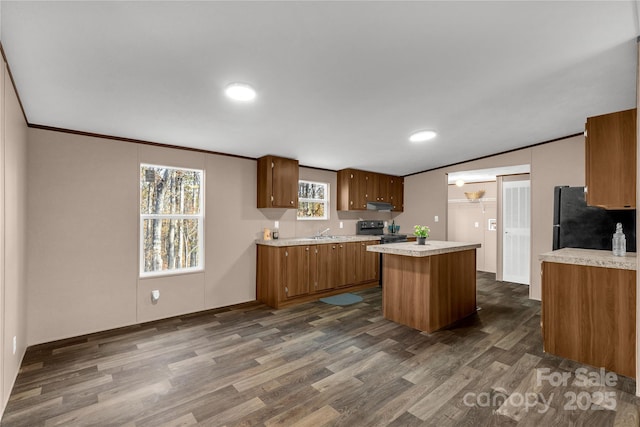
[[297, 179, 329, 221], [139, 163, 205, 278]]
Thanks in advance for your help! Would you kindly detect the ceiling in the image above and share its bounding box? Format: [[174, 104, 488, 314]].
[[1, 1, 638, 176]]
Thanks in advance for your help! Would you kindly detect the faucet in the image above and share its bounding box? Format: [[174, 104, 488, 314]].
[[316, 228, 331, 237]]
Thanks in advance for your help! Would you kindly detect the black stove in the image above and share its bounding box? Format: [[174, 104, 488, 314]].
[[356, 220, 407, 244]]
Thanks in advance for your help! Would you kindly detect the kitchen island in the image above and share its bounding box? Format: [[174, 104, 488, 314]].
[[368, 241, 481, 333]]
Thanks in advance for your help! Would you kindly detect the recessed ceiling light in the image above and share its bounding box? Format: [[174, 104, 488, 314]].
[[224, 83, 256, 102], [409, 130, 437, 143], [455, 179, 465, 187]]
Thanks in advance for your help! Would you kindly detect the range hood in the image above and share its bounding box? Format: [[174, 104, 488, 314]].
[[366, 201, 393, 212]]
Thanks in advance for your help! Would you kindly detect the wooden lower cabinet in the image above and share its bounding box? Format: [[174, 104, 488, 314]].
[[316, 244, 337, 292], [257, 241, 380, 309], [358, 241, 380, 283], [283, 245, 315, 299], [541, 261, 636, 378]]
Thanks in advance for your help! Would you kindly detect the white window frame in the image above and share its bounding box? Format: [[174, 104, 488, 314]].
[[139, 163, 205, 278], [297, 180, 329, 221]]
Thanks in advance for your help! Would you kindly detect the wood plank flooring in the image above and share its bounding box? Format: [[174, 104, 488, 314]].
[[2, 273, 639, 426]]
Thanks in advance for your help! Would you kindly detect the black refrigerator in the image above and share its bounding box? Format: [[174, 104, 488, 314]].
[[553, 186, 636, 252]]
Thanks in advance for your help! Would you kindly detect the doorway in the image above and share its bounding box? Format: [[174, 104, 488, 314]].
[[447, 165, 531, 284]]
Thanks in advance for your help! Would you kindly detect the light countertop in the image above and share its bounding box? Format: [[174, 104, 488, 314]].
[[538, 248, 637, 271], [366, 240, 481, 257], [256, 235, 381, 247]]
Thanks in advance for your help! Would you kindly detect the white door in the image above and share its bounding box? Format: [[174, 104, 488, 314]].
[[502, 180, 530, 284]]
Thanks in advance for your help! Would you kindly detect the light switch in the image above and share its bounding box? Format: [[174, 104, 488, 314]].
[[274, 221, 279, 229], [339, 221, 344, 229], [474, 222, 479, 228], [434, 216, 439, 222]]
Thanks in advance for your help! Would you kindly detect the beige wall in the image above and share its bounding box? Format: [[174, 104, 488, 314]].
[[26, 131, 399, 345], [1, 63, 28, 415], [448, 182, 497, 273], [398, 135, 585, 300]]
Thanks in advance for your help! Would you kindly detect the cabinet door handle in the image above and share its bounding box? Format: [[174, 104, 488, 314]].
[[290, 200, 294, 205], [306, 247, 309, 251]]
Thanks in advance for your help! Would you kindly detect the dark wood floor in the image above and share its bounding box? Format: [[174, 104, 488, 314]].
[[2, 273, 639, 426]]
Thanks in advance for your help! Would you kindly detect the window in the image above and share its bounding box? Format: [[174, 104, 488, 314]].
[[297, 180, 329, 220], [140, 164, 204, 276]]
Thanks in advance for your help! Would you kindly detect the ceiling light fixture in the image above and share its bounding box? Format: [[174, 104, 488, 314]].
[[224, 83, 256, 102], [455, 179, 465, 187], [409, 130, 437, 143]]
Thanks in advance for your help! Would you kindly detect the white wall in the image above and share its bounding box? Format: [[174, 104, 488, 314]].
[[1, 63, 28, 416], [397, 135, 585, 300]]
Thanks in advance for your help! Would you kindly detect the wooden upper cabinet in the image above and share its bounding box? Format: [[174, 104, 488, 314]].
[[337, 168, 404, 211], [374, 174, 391, 202], [337, 169, 368, 210], [257, 155, 299, 208], [585, 108, 636, 209], [390, 176, 404, 212]]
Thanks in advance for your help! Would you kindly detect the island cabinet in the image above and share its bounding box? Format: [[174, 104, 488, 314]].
[[257, 239, 380, 309], [337, 168, 404, 212], [540, 249, 636, 378], [367, 241, 480, 333], [585, 108, 636, 209], [257, 155, 299, 208]]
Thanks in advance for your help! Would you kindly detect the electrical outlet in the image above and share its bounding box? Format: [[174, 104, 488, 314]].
[[474, 222, 479, 228], [434, 216, 439, 222], [12, 336, 16, 355], [274, 221, 279, 229], [339, 221, 343, 229]]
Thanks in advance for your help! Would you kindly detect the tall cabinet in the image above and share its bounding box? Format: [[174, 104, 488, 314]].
[[257, 155, 299, 208], [585, 108, 637, 209]]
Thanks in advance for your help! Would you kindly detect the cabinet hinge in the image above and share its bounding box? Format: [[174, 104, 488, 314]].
[[584, 130, 587, 137], [271, 195, 274, 202], [285, 251, 288, 257]]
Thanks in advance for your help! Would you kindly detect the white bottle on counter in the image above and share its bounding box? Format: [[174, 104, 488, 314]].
[[612, 222, 626, 257]]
